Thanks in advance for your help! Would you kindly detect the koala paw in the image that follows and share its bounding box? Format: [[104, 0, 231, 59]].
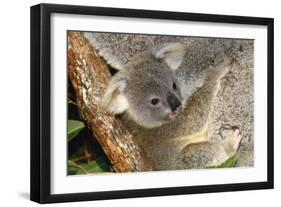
[[220, 126, 242, 155], [228, 127, 242, 149]]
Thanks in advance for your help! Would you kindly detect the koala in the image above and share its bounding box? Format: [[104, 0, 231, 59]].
[[84, 32, 252, 170], [102, 43, 185, 128]]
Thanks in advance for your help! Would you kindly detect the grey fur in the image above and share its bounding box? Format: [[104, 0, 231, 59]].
[[101, 46, 185, 128]]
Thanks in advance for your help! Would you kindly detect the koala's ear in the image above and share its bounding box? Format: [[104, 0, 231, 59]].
[[102, 74, 129, 115], [153, 43, 186, 70]]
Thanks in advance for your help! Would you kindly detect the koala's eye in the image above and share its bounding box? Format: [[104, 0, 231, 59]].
[[151, 98, 160, 105], [173, 82, 177, 90]]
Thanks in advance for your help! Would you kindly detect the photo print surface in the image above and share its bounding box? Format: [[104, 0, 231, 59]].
[[67, 31, 254, 175]]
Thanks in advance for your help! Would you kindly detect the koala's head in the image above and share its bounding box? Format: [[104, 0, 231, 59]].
[[102, 43, 186, 128]]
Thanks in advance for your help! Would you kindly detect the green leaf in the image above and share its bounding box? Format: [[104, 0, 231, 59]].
[[67, 160, 88, 175], [77, 158, 111, 175], [67, 120, 85, 142], [219, 154, 238, 168], [68, 158, 111, 175], [208, 154, 238, 168]]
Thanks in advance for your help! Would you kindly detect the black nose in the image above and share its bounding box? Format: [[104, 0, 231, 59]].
[[167, 94, 181, 112]]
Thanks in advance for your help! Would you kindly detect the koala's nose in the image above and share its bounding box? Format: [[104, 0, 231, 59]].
[[167, 94, 181, 112]]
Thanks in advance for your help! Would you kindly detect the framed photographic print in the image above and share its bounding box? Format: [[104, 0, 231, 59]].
[[30, 3, 274, 203]]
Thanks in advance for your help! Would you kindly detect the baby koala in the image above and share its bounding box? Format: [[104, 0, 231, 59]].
[[102, 43, 185, 128]]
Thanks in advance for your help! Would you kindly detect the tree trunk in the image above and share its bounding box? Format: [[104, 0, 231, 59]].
[[67, 32, 152, 172]]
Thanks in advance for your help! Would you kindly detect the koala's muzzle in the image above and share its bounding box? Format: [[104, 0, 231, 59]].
[[167, 94, 181, 112]]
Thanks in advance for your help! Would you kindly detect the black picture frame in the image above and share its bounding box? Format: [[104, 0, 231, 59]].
[[30, 3, 274, 204]]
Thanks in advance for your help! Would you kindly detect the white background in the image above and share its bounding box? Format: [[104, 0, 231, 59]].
[[0, 0, 279, 206]]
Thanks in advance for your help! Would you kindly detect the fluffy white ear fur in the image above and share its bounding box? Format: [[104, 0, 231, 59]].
[[152, 43, 186, 70], [102, 74, 129, 114]]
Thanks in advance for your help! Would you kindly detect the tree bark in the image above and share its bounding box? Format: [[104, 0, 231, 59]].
[[67, 32, 152, 173]]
